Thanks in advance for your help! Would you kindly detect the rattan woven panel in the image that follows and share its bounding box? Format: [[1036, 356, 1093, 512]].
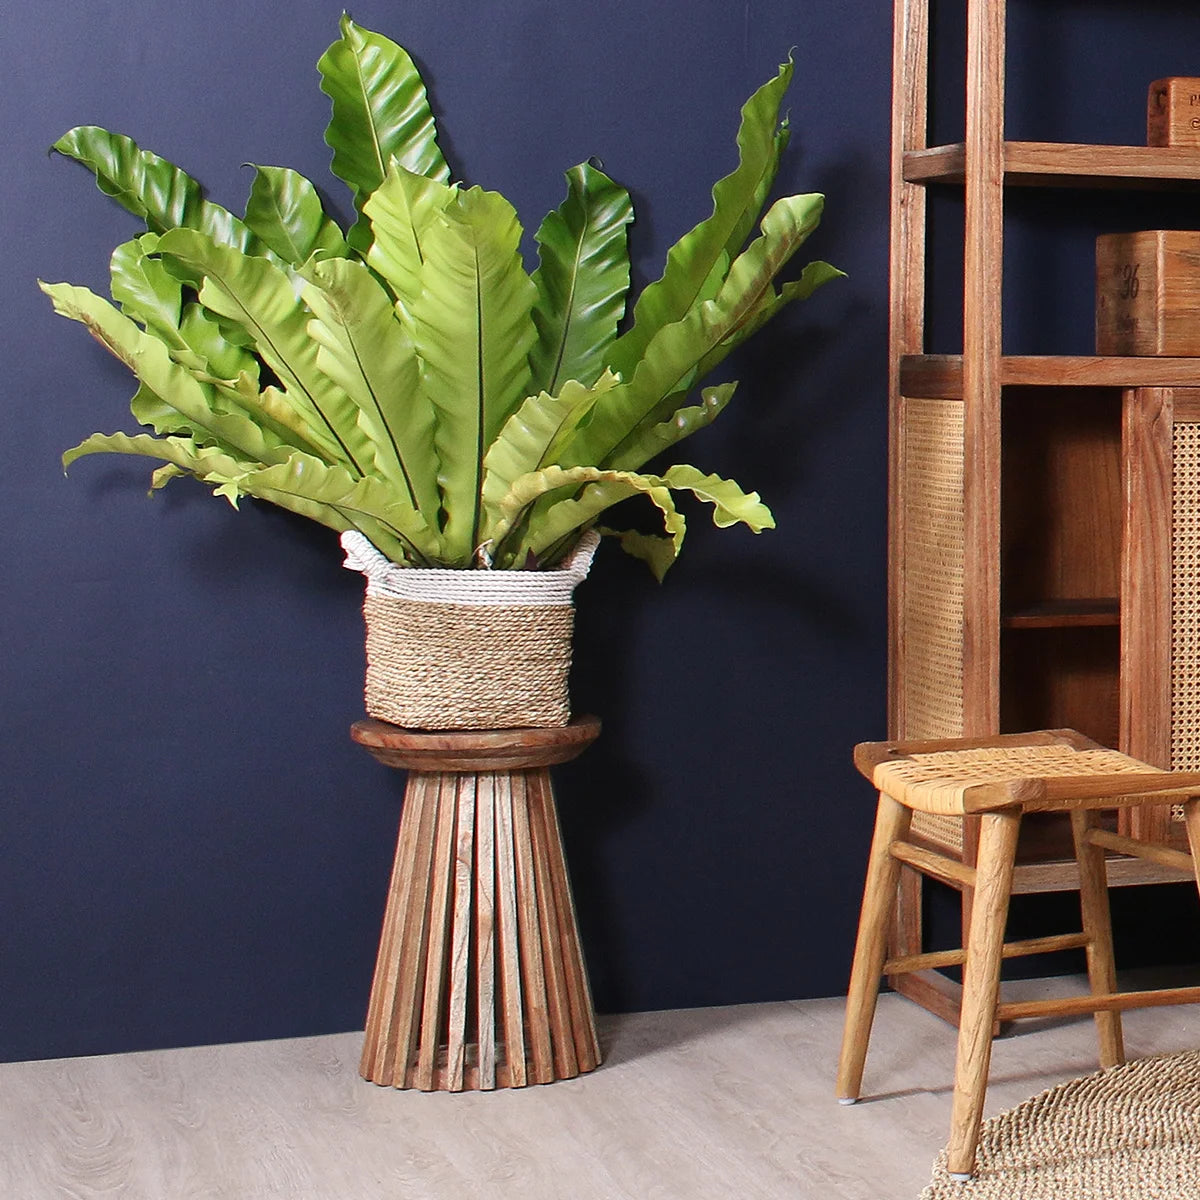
[[899, 399, 967, 847], [1173, 422, 1200, 779], [876, 744, 1159, 815]]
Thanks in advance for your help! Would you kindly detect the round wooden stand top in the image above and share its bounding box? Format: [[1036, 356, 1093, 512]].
[[351, 714, 601, 773]]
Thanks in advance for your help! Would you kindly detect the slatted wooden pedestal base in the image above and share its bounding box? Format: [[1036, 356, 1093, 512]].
[[350, 716, 602, 1091]]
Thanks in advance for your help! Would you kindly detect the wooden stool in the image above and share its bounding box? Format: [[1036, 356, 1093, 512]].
[[836, 729, 1200, 1179], [351, 716, 602, 1091]]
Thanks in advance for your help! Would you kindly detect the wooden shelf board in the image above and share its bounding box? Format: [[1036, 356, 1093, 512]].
[[1003, 599, 1120, 629], [905, 141, 1200, 188], [901, 354, 1200, 398], [1012, 854, 1192, 896]]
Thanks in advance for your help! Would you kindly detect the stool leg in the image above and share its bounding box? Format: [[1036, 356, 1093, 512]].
[[1183, 798, 1200, 893], [836, 790, 912, 1103], [1069, 808, 1124, 1069], [946, 808, 1020, 1180]]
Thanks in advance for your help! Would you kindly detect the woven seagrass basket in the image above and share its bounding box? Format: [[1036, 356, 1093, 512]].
[[341, 530, 600, 731]]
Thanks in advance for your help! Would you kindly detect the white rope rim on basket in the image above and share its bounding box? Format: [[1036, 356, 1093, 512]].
[[340, 529, 601, 606]]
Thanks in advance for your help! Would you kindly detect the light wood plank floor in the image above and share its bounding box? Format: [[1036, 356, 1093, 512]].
[[3, 977, 1199, 1199]]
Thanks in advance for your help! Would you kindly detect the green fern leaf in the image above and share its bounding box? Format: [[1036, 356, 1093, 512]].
[[301, 256, 440, 524], [52, 126, 263, 254], [603, 59, 794, 379], [319, 13, 450, 249], [243, 165, 348, 263], [408, 186, 538, 561], [157, 227, 374, 473], [529, 163, 633, 394]]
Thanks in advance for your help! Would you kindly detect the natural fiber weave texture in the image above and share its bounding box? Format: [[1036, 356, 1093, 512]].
[[363, 596, 575, 729], [900, 399, 967, 848], [1173, 423, 1200, 775], [922, 1050, 1200, 1199], [342, 531, 600, 731], [875, 744, 1158, 815]]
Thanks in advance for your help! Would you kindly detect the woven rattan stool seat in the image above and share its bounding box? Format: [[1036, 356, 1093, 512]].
[[855, 728, 1200, 816], [838, 728, 1200, 1181]]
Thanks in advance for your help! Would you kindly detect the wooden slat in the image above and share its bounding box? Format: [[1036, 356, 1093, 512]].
[[998, 984, 1200, 1022], [527, 771, 579, 1080], [533, 771, 601, 1069], [492, 771, 527, 1087], [372, 773, 440, 1086], [1086, 828, 1193, 874], [1011, 852, 1193, 894], [413, 773, 459, 1091], [959, 0, 1005, 739], [890, 968, 965, 1027], [883, 931, 1090, 976], [905, 141, 1200, 187], [474, 772, 498, 1090], [511, 773, 554, 1083], [359, 780, 424, 1083], [890, 841, 977, 889], [887, 0, 930, 738], [1121, 389, 1175, 844], [445, 775, 478, 1091], [901, 355, 1200, 398], [1003, 599, 1119, 629]]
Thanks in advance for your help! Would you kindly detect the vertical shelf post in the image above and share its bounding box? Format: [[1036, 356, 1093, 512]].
[[961, 0, 1006, 737]]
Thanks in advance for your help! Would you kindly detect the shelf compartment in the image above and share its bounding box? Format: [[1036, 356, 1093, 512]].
[[902, 355, 1200, 398], [1003, 598, 1119, 629], [905, 141, 1200, 188]]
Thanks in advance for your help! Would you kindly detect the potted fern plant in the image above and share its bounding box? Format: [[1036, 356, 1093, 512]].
[[42, 15, 841, 731]]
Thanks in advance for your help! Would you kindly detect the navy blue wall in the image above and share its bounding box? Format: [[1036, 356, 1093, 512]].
[[5, 1, 1192, 1064], [2, 0, 888, 1061]]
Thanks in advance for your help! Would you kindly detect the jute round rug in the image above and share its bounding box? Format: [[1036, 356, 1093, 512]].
[[921, 1050, 1200, 1198]]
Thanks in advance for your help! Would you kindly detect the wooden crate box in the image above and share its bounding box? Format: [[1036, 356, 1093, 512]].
[[1148, 77, 1200, 148], [1096, 230, 1200, 356]]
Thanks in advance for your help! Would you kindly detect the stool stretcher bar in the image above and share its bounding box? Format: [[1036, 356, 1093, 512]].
[[998, 984, 1200, 1023], [883, 932, 1092, 976]]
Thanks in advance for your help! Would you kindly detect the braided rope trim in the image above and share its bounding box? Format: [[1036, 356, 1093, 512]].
[[341, 530, 600, 606]]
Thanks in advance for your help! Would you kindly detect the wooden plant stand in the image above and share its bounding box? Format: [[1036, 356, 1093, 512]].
[[350, 715, 602, 1091]]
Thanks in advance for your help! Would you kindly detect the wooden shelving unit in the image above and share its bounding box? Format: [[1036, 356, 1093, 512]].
[[886, 0, 1200, 1024]]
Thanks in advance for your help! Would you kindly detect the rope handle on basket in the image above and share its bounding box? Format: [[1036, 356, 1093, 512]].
[[339, 528, 601, 602]]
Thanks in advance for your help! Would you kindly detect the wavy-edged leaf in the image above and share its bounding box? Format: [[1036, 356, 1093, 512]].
[[566, 191, 830, 468], [490, 463, 685, 568], [604, 59, 794, 379], [301, 256, 440, 522], [176, 303, 261, 382], [110, 235, 259, 385], [479, 371, 617, 543], [63, 428, 253, 478], [661, 464, 774, 531], [596, 527, 679, 582], [606, 382, 736, 472], [52, 126, 262, 254], [41, 280, 288, 466], [318, 12, 450, 249], [109, 234, 181, 340], [409, 185, 538, 560], [197, 375, 333, 462], [694, 257, 844, 381], [157, 227, 372, 473], [364, 164, 457, 316], [217, 451, 439, 566], [529, 163, 633, 395], [243, 165, 348, 263]]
